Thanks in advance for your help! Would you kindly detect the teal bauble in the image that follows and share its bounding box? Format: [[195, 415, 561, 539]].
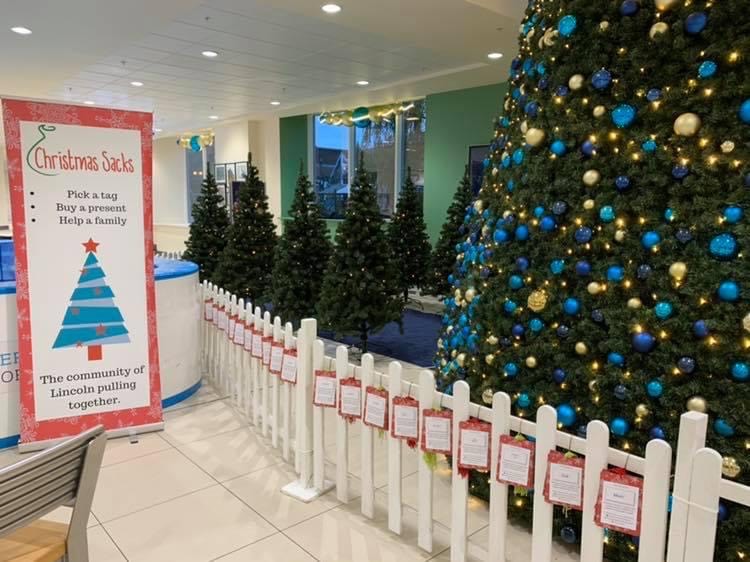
[[352, 106, 371, 128], [558, 15, 578, 37], [731, 362, 750, 381], [709, 233, 738, 260], [599, 206, 615, 222], [724, 206, 743, 224], [556, 404, 577, 427], [612, 104, 637, 128], [718, 280, 740, 302], [610, 417, 630, 436], [654, 301, 673, 319], [647, 380, 664, 398], [517, 393, 532, 408], [714, 419, 735, 437]]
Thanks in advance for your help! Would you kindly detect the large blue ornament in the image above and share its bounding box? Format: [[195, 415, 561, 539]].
[[504, 362, 519, 378], [615, 175, 631, 192], [647, 380, 664, 398], [607, 265, 625, 282], [556, 404, 577, 427], [611, 104, 636, 128], [641, 231, 661, 249], [591, 69, 612, 90], [731, 362, 750, 381], [714, 419, 735, 437], [723, 206, 743, 224], [550, 259, 565, 274], [529, 318, 544, 333], [632, 332, 656, 353], [610, 417, 630, 437], [575, 226, 593, 244], [560, 526, 577, 544], [563, 298, 581, 315], [516, 256, 530, 271], [655, 301, 673, 320], [614, 384, 628, 400], [678, 356, 696, 374], [698, 60, 717, 79], [517, 393, 532, 408], [620, 0, 639, 16], [718, 280, 740, 302], [709, 233, 738, 260], [684, 11, 708, 35], [693, 320, 709, 338], [650, 426, 666, 440], [509, 275, 524, 290], [553, 368, 567, 383], [540, 216, 557, 232], [575, 260, 591, 276], [550, 140, 567, 156], [608, 352, 625, 366], [558, 15, 577, 37], [516, 225, 530, 241], [741, 99, 750, 124]]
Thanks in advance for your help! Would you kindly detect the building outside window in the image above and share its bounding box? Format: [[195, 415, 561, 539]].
[[313, 118, 349, 219]]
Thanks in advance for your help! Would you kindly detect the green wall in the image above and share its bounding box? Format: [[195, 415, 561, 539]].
[[279, 115, 308, 219], [423, 83, 506, 243]]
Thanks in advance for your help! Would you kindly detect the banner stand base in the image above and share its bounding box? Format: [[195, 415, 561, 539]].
[[281, 478, 335, 503], [18, 422, 165, 454]]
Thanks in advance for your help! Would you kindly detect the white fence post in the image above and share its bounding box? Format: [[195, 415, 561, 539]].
[[417, 369, 435, 553], [581, 420, 609, 562], [638, 439, 672, 562], [233, 298, 244, 408], [262, 311, 272, 437], [682, 448, 722, 562], [387, 361, 403, 535], [530, 405, 557, 562], [243, 302, 253, 419], [313, 339, 326, 490], [335, 345, 350, 503], [666, 411, 708, 562], [200, 280, 208, 375], [361, 353, 376, 519], [252, 306, 262, 427], [281, 322, 294, 463], [215, 288, 225, 388], [488, 391, 511, 561], [271, 316, 282, 448], [450, 380, 470, 562]]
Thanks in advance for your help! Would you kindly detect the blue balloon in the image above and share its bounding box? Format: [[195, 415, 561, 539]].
[[632, 332, 656, 353], [558, 15, 577, 37], [698, 60, 717, 79], [684, 11, 708, 35], [740, 99, 750, 124], [611, 104, 637, 128], [607, 265, 625, 282], [714, 419, 735, 437], [723, 206, 743, 223], [515, 225, 530, 241], [529, 318, 544, 333], [550, 259, 565, 274], [693, 320, 709, 338], [504, 362, 519, 378], [553, 368, 567, 383], [732, 362, 750, 381], [647, 380, 663, 398], [575, 260, 591, 276], [718, 280, 740, 302], [615, 175, 631, 192], [540, 216, 557, 232], [641, 231, 661, 249], [575, 226, 593, 244], [504, 300, 517, 314], [517, 393, 532, 408], [509, 275, 524, 290], [655, 301, 673, 320], [610, 417, 630, 437], [556, 404, 577, 427], [608, 352, 625, 366], [620, 0, 639, 15], [563, 297, 581, 315], [709, 233, 738, 259], [550, 140, 567, 156], [591, 68, 612, 90], [650, 426, 666, 440]]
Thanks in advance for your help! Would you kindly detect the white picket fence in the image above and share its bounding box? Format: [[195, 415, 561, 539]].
[[199, 279, 750, 562]]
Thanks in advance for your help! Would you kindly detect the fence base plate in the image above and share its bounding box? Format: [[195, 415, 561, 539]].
[[281, 478, 335, 503]]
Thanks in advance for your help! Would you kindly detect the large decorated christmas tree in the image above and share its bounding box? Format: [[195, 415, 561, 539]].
[[436, 0, 749, 559]]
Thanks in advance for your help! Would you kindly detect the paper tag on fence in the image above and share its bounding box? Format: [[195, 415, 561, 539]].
[[338, 378, 361, 419], [218, 308, 228, 332], [204, 300, 214, 321], [458, 420, 491, 472], [544, 451, 585, 510], [233, 320, 245, 346], [313, 370, 337, 407], [391, 397, 419, 440], [270, 344, 284, 373], [496, 435, 534, 489], [251, 331, 263, 358], [243, 323, 253, 352], [281, 350, 297, 383], [228, 314, 236, 340], [262, 336, 273, 366], [594, 470, 643, 536], [421, 410, 452, 455], [363, 387, 388, 430]]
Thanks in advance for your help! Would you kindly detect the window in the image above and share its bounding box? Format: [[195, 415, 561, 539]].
[[187, 144, 214, 223], [311, 99, 426, 219]]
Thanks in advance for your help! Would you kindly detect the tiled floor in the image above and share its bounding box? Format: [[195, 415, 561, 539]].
[[0, 358, 580, 561]]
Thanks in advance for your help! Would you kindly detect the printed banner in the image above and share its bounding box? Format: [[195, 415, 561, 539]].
[[2, 99, 162, 446]]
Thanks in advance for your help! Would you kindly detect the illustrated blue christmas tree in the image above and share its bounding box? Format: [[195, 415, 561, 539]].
[[53, 238, 129, 361]]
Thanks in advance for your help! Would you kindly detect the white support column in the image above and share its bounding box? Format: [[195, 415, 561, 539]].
[[387, 361, 403, 535], [488, 392, 511, 561], [450, 381, 470, 562], [417, 369, 435, 553], [360, 353, 375, 519]]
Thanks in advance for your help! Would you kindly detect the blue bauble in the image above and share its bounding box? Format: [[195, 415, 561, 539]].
[[672, 164, 690, 179], [642, 139, 657, 153], [575, 226, 593, 244], [678, 356, 696, 374], [512, 323, 526, 338], [615, 175, 632, 192], [611, 104, 637, 128], [513, 147, 525, 165], [693, 320, 709, 338], [552, 200, 568, 215], [563, 297, 581, 315], [189, 135, 202, 152], [558, 15, 577, 37], [540, 216, 557, 232], [732, 362, 750, 381], [619, 0, 639, 16], [577, 425, 588, 438], [509, 275, 524, 290], [494, 229, 510, 243], [718, 280, 740, 302], [709, 233, 738, 260], [515, 224, 530, 241], [507, 179, 515, 192], [636, 264, 652, 279], [610, 417, 630, 437], [501, 337, 512, 348], [504, 362, 519, 378], [555, 85, 570, 97], [504, 300, 517, 314], [517, 393, 532, 408], [556, 404, 577, 427], [556, 324, 570, 338], [550, 259, 565, 274], [718, 502, 729, 522], [550, 140, 567, 156], [591, 309, 605, 323], [502, 155, 511, 169], [459, 313, 468, 327], [538, 76, 550, 90], [714, 419, 735, 437], [684, 11, 708, 35], [614, 384, 628, 400], [663, 208, 675, 222], [581, 140, 597, 157], [553, 368, 567, 383], [575, 260, 591, 276], [608, 352, 625, 366], [352, 106, 371, 128], [650, 426, 666, 440], [525, 101, 539, 118], [529, 318, 544, 333], [516, 256, 530, 271], [647, 380, 663, 398], [676, 228, 693, 243], [591, 68, 612, 90], [740, 99, 750, 124], [655, 301, 673, 320], [646, 88, 662, 102], [723, 206, 743, 224], [698, 60, 717, 79], [560, 526, 578, 544], [632, 332, 656, 353], [641, 231, 661, 249], [533, 206, 545, 218], [607, 265, 625, 282]]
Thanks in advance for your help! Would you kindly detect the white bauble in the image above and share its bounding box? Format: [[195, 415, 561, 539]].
[[569, 74, 584, 90], [583, 170, 601, 187], [673, 113, 702, 136], [593, 105, 606, 118], [650, 22, 669, 39], [525, 128, 546, 147]]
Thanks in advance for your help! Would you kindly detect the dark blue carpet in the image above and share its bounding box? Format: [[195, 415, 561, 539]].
[[319, 309, 441, 367]]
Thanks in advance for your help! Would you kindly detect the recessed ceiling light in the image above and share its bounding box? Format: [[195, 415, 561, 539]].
[[11, 26, 32, 35], [130, 81, 144, 87], [270, 101, 281, 106], [356, 80, 369, 86], [83, 101, 95, 105], [209, 115, 219, 120], [487, 52, 504, 60], [201, 50, 219, 58], [321, 4, 342, 14]]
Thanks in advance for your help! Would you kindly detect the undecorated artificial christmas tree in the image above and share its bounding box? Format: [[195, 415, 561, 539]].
[[183, 164, 230, 281], [436, 0, 749, 559], [272, 164, 332, 326], [318, 157, 401, 352], [214, 154, 277, 304], [426, 166, 474, 297], [387, 170, 431, 304]]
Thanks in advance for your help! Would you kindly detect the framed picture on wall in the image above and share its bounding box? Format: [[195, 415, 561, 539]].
[[215, 164, 226, 183], [468, 144, 490, 195], [236, 161, 248, 180]]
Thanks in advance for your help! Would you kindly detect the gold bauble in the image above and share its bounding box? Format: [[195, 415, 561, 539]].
[[569, 74, 584, 90], [686, 396, 707, 413], [722, 456, 741, 478], [473, 200, 484, 212], [588, 379, 598, 391], [492, 166, 499, 176], [743, 313, 750, 332], [583, 170, 601, 187], [526, 356, 538, 368], [454, 289, 462, 300], [504, 99, 511, 111], [588, 282, 603, 295], [721, 140, 735, 153], [615, 230, 626, 242], [520, 120, 529, 134], [669, 261, 687, 281], [446, 325, 454, 334], [485, 353, 495, 365], [575, 342, 588, 355], [649, 22, 669, 39], [583, 199, 595, 210], [635, 403, 650, 417], [542, 28, 558, 47], [628, 298, 643, 309], [437, 338, 443, 348], [482, 225, 491, 237], [599, 21, 610, 31], [451, 349, 458, 358], [482, 388, 495, 405], [527, 27, 536, 40], [488, 335, 499, 345], [538, 35, 545, 49], [593, 105, 606, 118], [525, 127, 546, 147], [456, 353, 466, 367], [655, 0, 679, 10], [673, 113, 702, 137], [440, 358, 447, 367], [465, 288, 476, 303], [527, 290, 548, 312]]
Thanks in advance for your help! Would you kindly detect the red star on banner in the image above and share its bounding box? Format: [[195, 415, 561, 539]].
[[95, 324, 107, 336], [82, 238, 100, 253]]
